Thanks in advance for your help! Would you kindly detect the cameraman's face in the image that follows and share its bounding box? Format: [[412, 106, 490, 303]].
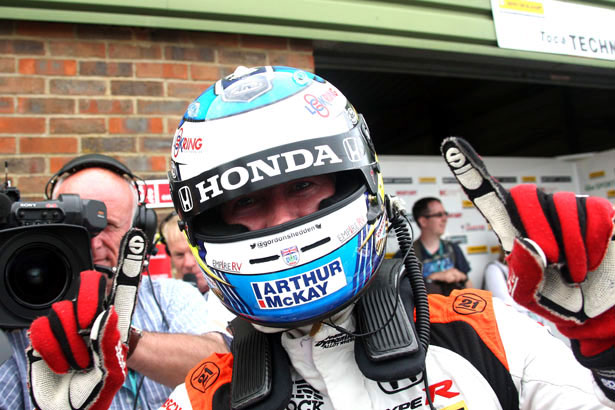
[[55, 168, 135, 269]]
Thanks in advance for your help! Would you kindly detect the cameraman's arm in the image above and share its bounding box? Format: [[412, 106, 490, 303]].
[[127, 331, 227, 387]]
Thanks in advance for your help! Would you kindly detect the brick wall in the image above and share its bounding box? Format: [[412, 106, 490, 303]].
[[0, 20, 314, 201]]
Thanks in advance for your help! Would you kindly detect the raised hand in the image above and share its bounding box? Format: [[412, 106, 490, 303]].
[[27, 228, 146, 410], [440, 137, 615, 401]]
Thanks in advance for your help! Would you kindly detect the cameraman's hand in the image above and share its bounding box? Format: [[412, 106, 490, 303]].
[[440, 137, 615, 402], [26, 228, 146, 410]]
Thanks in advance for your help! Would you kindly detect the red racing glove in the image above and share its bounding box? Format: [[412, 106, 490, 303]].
[[27, 228, 146, 410], [441, 137, 615, 402]]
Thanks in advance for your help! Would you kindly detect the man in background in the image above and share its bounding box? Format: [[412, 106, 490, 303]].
[[159, 212, 209, 295], [411, 196, 473, 295], [0, 155, 229, 410]]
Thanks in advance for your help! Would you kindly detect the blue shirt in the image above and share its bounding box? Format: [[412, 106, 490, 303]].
[[0, 277, 214, 410]]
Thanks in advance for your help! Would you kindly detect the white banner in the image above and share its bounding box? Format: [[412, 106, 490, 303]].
[[491, 0, 615, 61]]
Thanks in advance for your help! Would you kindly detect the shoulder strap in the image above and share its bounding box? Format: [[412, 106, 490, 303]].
[[228, 318, 292, 410], [354, 258, 426, 381]]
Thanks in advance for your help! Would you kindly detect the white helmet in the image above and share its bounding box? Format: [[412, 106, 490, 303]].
[[169, 66, 388, 327]]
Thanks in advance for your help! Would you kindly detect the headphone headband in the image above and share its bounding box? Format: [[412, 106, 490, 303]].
[[44, 154, 157, 252], [45, 154, 142, 201]]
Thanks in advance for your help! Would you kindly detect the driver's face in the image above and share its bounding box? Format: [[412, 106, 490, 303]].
[[221, 175, 335, 231]]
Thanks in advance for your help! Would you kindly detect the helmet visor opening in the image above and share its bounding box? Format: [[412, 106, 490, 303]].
[[193, 170, 365, 242]]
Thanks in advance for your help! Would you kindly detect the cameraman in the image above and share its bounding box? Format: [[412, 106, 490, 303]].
[[0, 156, 229, 409]]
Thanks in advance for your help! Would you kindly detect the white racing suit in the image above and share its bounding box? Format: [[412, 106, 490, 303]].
[[161, 289, 609, 409]]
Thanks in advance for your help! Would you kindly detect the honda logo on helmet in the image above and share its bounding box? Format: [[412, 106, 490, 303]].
[[178, 186, 194, 212], [343, 137, 365, 162]]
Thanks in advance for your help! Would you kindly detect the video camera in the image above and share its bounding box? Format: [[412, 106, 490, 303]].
[[0, 179, 107, 329]]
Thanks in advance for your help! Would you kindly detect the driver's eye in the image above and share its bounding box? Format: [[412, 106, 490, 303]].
[[235, 196, 256, 208], [291, 180, 312, 192]]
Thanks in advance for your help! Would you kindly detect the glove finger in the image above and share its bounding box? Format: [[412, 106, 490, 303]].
[[29, 316, 70, 374], [76, 270, 106, 331], [108, 228, 147, 344], [49, 300, 91, 370], [441, 137, 519, 252]]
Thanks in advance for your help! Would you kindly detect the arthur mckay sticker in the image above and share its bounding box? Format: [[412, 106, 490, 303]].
[[252, 258, 346, 309]]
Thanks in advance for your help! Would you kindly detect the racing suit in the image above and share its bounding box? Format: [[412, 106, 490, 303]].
[[161, 289, 608, 409]]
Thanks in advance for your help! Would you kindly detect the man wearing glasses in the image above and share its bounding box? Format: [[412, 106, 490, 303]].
[[410, 196, 473, 295]]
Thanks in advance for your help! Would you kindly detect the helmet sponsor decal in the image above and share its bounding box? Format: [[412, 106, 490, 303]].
[[251, 224, 321, 249], [281, 245, 300, 266], [187, 101, 200, 118], [178, 186, 194, 212], [172, 119, 377, 217], [303, 88, 339, 117], [211, 259, 242, 272], [173, 127, 203, 158], [222, 72, 272, 102], [251, 258, 347, 309], [343, 136, 366, 162]]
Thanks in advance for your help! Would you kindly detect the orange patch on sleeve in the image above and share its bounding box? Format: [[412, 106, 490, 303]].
[[185, 352, 234, 409]]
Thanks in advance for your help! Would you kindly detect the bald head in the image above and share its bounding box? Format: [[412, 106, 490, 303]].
[[54, 167, 137, 268]]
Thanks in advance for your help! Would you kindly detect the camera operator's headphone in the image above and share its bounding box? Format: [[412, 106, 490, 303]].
[[45, 154, 158, 251], [157, 211, 178, 256]]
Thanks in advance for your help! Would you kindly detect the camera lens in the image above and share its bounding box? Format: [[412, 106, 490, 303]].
[[5, 243, 71, 308]]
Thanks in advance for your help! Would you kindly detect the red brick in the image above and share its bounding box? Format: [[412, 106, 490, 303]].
[[5, 157, 45, 173], [79, 99, 133, 115], [218, 49, 266, 66], [50, 156, 75, 173], [289, 39, 314, 52], [189, 32, 240, 47], [50, 118, 106, 134], [268, 53, 314, 71], [19, 58, 77, 76], [0, 77, 45, 94], [241, 35, 288, 50], [167, 82, 212, 99], [18, 98, 75, 114], [111, 81, 163, 96], [109, 117, 163, 134], [136, 63, 188, 79], [137, 99, 189, 115], [0, 137, 16, 153], [20, 137, 78, 154], [15, 175, 49, 197], [0, 40, 44, 55], [164, 46, 214, 62], [0, 97, 14, 113], [150, 155, 167, 172], [121, 155, 166, 173], [0, 58, 15, 73], [50, 79, 106, 95], [166, 118, 180, 133], [148, 29, 194, 44], [141, 136, 173, 153], [0, 117, 45, 134], [16, 21, 75, 38], [80, 61, 132, 77], [191, 64, 220, 81], [77, 25, 134, 40], [82, 137, 136, 152], [49, 41, 106, 58], [109, 44, 161, 60]]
